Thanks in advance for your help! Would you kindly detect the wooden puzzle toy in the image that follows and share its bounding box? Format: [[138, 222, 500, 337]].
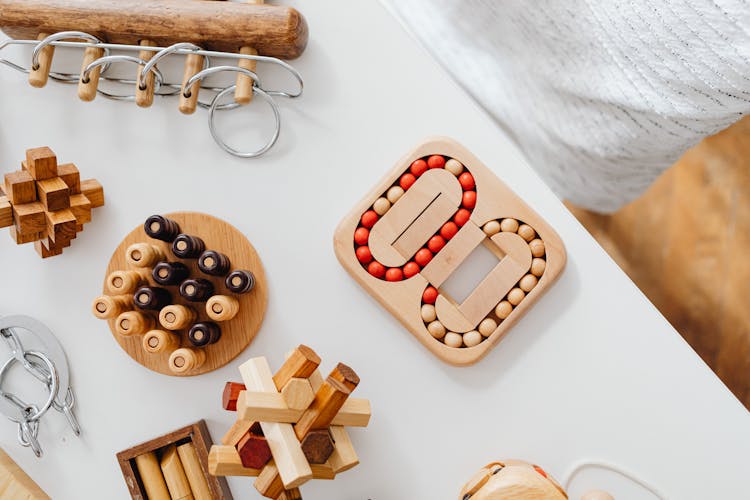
[[209, 345, 371, 500], [117, 420, 232, 500], [0, 447, 49, 499], [0, 146, 103, 258], [0, 0, 307, 157], [334, 137, 566, 365], [92, 212, 267, 376]]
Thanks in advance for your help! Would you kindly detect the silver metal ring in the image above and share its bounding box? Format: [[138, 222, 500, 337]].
[[208, 85, 280, 158], [82, 55, 164, 97], [185, 65, 261, 99], [141, 42, 208, 91], [32, 32, 110, 75], [0, 351, 58, 423]]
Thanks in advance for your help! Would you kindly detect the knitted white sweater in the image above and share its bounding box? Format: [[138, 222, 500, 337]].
[[384, 0, 750, 211]]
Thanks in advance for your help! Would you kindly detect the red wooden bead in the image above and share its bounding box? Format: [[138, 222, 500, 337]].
[[427, 235, 446, 253], [415, 248, 433, 266], [410, 159, 428, 177], [368, 261, 386, 278], [427, 155, 446, 169], [356, 246, 373, 264], [400, 173, 417, 190], [361, 210, 378, 228], [354, 227, 370, 246], [403, 262, 420, 278], [422, 286, 438, 304], [440, 221, 459, 240], [458, 172, 475, 190], [385, 267, 404, 281], [454, 208, 471, 227], [462, 190, 476, 209]]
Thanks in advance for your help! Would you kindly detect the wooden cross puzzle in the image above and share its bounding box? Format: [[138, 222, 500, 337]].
[[334, 137, 566, 366], [0, 146, 104, 257], [209, 345, 371, 500]]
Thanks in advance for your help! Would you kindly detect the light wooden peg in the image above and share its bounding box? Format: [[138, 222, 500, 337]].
[[106, 269, 148, 295], [169, 347, 206, 374], [206, 295, 240, 322], [28, 33, 53, 88], [134, 452, 171, 500], [159, 304, 197, 330], [92, 294, 131, 319], [143, 329, 179, 354], [160, 445, 194, 500], [115, 311, 154, 336], [77, 46, 105, 102], [177, 443, 213, 500], [126, 242, 165, 268], [136, 40, 158, 107], [179, 53, 204, 115], [235, 0, 264, 104]]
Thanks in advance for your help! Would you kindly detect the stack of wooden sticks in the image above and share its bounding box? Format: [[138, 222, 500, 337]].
[[210, 345, 371, 499]]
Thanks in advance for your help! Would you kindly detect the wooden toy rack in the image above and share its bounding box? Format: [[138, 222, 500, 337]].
[[92, 212, 268, 376], [334, 137, 566, 366], [210, 345, 371, 499], [0, 0, 308, 158], [1, 146, 104, 258]]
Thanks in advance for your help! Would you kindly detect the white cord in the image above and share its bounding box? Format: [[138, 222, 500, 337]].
[[563, 460, 668, 500]]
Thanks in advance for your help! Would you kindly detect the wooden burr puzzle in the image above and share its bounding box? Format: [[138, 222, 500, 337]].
[[92, 212, 267, 376], [334, 138, 566, 365], [0, 447, 49, 499], [116, 420, 232, 500], [0, 146, 104, 258], [210, 345, 371, 500]]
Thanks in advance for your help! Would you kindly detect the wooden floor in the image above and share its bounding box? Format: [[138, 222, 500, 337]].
[[567, 117, 750, 409]]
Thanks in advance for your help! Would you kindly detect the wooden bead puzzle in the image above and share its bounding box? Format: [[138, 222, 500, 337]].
[[92, 212, 267, 376], [116, 420, 232, 500], [0, 146, 104, 258], [334, 138, 566, 366], [210, 345, 371, 500]]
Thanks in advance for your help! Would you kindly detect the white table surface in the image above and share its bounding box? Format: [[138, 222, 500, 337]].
[[1, 1, 748, 499]]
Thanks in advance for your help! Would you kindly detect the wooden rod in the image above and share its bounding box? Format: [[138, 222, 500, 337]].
[[160, 445, 194, 500], [28, 32, 52, 88], [176, 442, 212, 500], [77, 46, 104, 101], [179, 53, 204, 115], [134, 452, 170, 500], [0, 0, 308, 58], [136, 40, 158, 108]]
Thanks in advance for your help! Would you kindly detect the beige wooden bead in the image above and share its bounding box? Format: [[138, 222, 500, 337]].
[[427, 320, 446, 339], [373, 197, 391, 215], [500, 218, 519, 233], [529, 238, 545, 257], [463, 330, 482, 347], [507, 287, 525, 305], [421, 304, 437, 323], [478, 318, 498, 337], [445, 158, 464, 175], [169, 347, 206, 374], [517, 224, 536, 242], [115, 311, 154, 336], [206, 295, 240, 322], [444, 332, 463, 348], [482, 220, 501, 236], [519, 273, 538, 292], [386, 186, 404, 204], [92, 294, 131, 319], [106, 270, 147, 295], [126, 242, 165, 268], [495, 301, 513, 319], [531, 257, 546, 277], [143, 329, 179, 354], [159, 305, 197, 330]]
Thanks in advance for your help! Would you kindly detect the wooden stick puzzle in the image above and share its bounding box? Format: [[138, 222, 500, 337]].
[[92, 212, 267, 376], [210, 345, 371, 500], [1, 146, 104, 258], [334, 138, 566, 365]]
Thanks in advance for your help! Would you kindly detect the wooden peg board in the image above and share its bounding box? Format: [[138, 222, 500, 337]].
[[100, 212, 267, 376], [334, 138, 566, 366]]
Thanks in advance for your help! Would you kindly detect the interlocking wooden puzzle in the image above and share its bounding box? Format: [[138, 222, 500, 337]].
[[0, 146, 104, 257], [210, 345, 371, 500], [92, 212, 267, 376], [334, 138, 566, 365]]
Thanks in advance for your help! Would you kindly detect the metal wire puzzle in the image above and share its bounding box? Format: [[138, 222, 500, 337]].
[[0, 31, 305, 158]]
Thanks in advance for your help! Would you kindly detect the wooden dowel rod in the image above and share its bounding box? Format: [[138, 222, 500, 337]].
[[176, 442, 212, 500], [77, 46, 104, 101], [136, 40, 157, 108], [28, 32, 53, 88], [0, 0, 308, 58], [134, 452, 170, 500], [160, 445, 194, 500], [179, 53, 204, 115]]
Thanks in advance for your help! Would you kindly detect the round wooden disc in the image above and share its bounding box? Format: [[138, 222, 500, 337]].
[[102, 212, 268, 376]]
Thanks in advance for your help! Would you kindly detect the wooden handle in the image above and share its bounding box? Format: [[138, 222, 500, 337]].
[[77, 46, 104, 101], [179, 53, 204, 115], [28, 32, 53, 88], [205, 295, 239, 322], [0, 0, 308, 58], [92, 294, 131, 319], [169, 347, 206, 373], [136, 40, 157, 108]]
